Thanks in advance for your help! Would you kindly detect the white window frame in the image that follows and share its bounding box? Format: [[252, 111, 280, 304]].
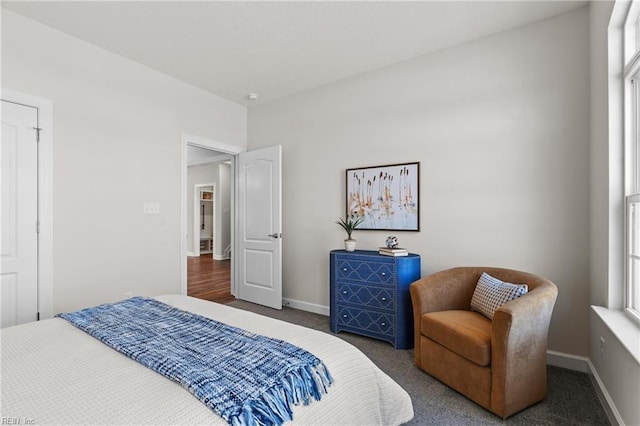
[[623, 2, 640, 323], [626, 195, 640, 322]]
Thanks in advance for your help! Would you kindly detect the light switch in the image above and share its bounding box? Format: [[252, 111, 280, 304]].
[[143, 202, 160, 215]]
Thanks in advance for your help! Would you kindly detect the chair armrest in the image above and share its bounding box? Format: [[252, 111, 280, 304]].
[[490, 282, 558, 418]]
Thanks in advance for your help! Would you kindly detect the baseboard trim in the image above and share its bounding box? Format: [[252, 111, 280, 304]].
[[546, 351, 623, 425], [213, 254, 230, 261], [587, 359, 625, 426], [282, 298, 329, 316], [186, 251, 197, 257], [546, 350, 589, 372]]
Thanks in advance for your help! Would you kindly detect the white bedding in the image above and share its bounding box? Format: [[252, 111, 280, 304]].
[[1, 295, 413, 425]]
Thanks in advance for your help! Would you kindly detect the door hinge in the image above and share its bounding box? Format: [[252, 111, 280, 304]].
[[37, 312, 40, 321], [33, 127, 42, 142], [36, 220, 40, 234]]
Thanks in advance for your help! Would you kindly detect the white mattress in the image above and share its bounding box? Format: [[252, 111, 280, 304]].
[[1, 295, 413, 425]]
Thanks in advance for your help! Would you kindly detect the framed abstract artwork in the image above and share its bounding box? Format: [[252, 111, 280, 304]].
[[346, 162, 420, 231]]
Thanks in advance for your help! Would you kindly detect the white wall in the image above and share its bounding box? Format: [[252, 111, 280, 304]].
[[1, 10, 247, 313], [590, 309, 640, 425], [249, 8, 590, 356]]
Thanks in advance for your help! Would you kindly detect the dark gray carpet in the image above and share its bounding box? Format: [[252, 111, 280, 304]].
[[227, 300, 610, 425]]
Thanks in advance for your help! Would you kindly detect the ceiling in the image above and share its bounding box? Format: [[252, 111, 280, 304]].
[[2, 1, 588, 106]]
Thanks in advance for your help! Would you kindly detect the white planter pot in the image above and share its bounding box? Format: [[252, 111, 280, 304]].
[[344, 239, 357, 252]]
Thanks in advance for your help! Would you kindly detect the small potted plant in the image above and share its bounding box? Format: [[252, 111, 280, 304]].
[[335, 215, 365, 252]]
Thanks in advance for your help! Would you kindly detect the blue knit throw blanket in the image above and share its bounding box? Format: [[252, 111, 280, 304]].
[[57, 297, 333, 426]]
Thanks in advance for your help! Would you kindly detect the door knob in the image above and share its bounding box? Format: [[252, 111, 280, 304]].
[[268, 233, 281, 239]]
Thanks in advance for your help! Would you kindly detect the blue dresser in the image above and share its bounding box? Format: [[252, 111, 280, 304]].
[[330, 249, 421, 349]]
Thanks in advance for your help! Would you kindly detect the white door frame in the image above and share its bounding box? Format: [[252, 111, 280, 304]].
[[1, 89, 53, 320], [192, 183, 215, 257], [180, 133, 243, 296]]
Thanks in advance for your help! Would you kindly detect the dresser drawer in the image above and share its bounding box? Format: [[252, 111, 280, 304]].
[[335, 305, 394, 338], [334, 259, 394, 285], [336, 282, 394, 311]]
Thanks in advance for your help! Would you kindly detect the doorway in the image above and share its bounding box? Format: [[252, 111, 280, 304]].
[[181, 134, 240, 303], [180, 135, 283, 309], [187, 163, 230, 303]]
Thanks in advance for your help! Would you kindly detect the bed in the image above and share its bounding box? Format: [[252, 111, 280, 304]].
[[1, 295, 414, 425]]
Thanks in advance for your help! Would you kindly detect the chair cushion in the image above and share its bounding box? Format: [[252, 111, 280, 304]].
[[421, 310, 492, 366], [470, 272, 528, 319]]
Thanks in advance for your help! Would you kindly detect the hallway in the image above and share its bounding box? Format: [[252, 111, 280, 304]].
[[187, 254, 234, 304]]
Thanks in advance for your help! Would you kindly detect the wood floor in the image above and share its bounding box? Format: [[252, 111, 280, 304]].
[[187, 254, 234, 304]]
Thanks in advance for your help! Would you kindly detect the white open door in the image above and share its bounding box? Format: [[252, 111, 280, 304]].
[[1, 100, 39, 327], [237, 145, 282, 309]]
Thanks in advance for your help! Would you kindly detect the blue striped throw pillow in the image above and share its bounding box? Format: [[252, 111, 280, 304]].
[[470, 272, 528, 319]]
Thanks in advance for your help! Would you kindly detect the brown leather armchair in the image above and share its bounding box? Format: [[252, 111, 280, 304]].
[[409, 267, 558, 418]]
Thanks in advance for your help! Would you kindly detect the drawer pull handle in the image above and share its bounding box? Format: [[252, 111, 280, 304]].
[[381, 272, 386, 276], [343, 268, 348, 272], [343, 314, 348, 318], [342, 290, 348, 294], [381, 322, 386, 326], [381, 297, 387, 301]]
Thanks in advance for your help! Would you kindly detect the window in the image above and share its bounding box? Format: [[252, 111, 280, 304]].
[[624, 2, 640, 322]]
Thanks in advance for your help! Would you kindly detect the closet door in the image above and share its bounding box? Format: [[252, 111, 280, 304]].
[[1, 101, 39, 327]]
